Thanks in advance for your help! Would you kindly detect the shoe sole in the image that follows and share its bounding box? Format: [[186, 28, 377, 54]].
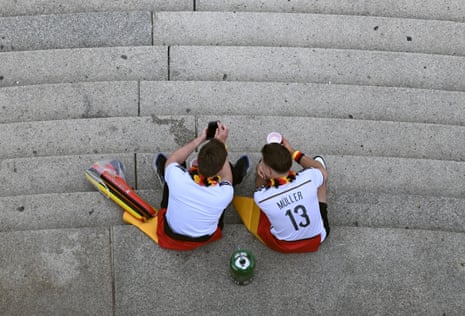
[[313, 155, 327, 170], [153, 153, 167, 186]]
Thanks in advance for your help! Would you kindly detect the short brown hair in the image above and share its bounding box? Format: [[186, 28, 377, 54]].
[[261, 143, 292, 173], [198, 138, 228, 177]]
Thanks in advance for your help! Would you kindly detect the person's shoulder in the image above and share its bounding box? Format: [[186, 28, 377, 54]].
[[165, 162, 189, 182], [298, 167, 321, 176], [166, 162, 188, 173]]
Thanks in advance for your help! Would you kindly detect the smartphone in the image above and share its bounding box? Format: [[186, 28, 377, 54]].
[[206, 121, 219, 139]]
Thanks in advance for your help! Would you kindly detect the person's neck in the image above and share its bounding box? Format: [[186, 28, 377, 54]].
[[270, 170, 290, 179]]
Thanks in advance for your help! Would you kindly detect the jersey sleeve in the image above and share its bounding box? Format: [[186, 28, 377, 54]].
[[311, 168, 324, 187], [165, 162, 186, 184]]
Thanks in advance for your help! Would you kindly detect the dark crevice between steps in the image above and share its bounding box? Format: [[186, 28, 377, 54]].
[[137, 80, 141, 117], [150, 11, 154, 46], [134, 153, 138, 190], [167, 46, 171, 80], [109, 227, 116, 316]]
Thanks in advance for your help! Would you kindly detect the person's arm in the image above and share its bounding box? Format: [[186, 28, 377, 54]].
[[217, 158, 233, 184], [214, 122, 233, 183], [281, 136, 328, 183], [165, 128, 207, 167]]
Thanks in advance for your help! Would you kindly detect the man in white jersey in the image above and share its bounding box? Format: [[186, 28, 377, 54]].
[[253, 136, 329, 253], [154, 122, 250, 250]]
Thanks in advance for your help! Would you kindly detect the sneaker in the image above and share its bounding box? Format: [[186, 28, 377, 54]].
[[154, 153, 167, 186], [232, 155, 251, 185], [313, 155, 327, 170]]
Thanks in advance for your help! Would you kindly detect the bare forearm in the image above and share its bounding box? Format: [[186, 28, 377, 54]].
[[297, 154, 328, 181], [166, 135, 205, 166]]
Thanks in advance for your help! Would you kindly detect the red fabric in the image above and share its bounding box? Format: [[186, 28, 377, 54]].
[[156, 208, 222, 251], [256, 211, 321, 253]]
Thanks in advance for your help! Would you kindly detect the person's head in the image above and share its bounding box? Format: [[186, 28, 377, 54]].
[[197, 138, 228, 177], [261, 143, 292, 174]]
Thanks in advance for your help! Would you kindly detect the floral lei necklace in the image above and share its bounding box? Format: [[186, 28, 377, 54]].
[[267, 171, 297, 188], [189, 166, 221, 187]]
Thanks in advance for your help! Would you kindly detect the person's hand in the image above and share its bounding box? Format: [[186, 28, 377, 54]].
[[215, 122, 229, 143], [281, 136, 295, 154], [199, 127, 208, 142]]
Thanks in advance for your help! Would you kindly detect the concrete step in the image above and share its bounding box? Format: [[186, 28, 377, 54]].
[[331, 191, 465, 233], [2, 115, 464, 161], [0, 226, 113, 315], [0, 0, 192, 17], [170, 45, 465, 91], [3, 80, 465, 126], [0, 116, 195, 159], [0, 46, 167, 87], [140, 81, 465, 126], [197, 0, 465, 22], [4, 45, 465, 90], [4, 10, 464, 55], [2, 152, 463, 199], [196, 115, 465, 161], [2, 2, 464, 315], [0, 81, 138, 124], [0, 154, 136, 197], [0, 11, 151, 52], [2, 225, 464, 315], [0, 190, 159, 232], [3, 189, 465, 234], [154, 11, 465, 55]]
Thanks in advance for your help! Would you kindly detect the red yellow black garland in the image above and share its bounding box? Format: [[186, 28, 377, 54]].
[[189, 166, 221, 186], [267, 171, 297, 188]]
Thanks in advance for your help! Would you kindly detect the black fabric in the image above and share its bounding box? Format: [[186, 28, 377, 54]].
[[163, 213, 213, 242], [319, 202, 330, 237]]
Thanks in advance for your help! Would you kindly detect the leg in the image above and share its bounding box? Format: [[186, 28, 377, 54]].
[[319, 202, 330, 238], [313, 156, 327, 203], [160, 183, 169, 209], [317, 180, 327, 203], [231, 155, 250, 186]]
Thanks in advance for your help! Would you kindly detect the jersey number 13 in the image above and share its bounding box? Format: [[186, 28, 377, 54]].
[[285, 205, 310, 231]]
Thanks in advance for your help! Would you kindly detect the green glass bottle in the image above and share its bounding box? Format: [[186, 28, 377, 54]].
[[230, 249, 255, 285]]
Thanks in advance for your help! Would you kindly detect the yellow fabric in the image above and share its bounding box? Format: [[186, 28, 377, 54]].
[[85, 172, 145, 221], [123, 211, 159, 243], [232, 196, 264, 243]]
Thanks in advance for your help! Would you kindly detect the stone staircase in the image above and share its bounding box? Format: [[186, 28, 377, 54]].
[[1, 1, 465, 315]]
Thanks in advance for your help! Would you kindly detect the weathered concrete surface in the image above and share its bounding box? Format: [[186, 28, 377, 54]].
[[3, 115, 464, 160], [0, 46, 167, 87], [0, 116, 195, 159], [0, 11, 151, 51], [154, 12, 465, 55], [140, 81, 465, 126], [1, 4, 465, 316], [197, 0, 465, 22], [0, 227, 113, 316], [0, 154, 136, 196], [0, 0, 192, 16], [0, 81, 139, 123], [170, 46, 465, 91], [195, 115, 465, 160], [112, 224, 465, 315]]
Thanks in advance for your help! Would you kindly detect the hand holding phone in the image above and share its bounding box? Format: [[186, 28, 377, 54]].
[[206, 121, 219, 140]]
